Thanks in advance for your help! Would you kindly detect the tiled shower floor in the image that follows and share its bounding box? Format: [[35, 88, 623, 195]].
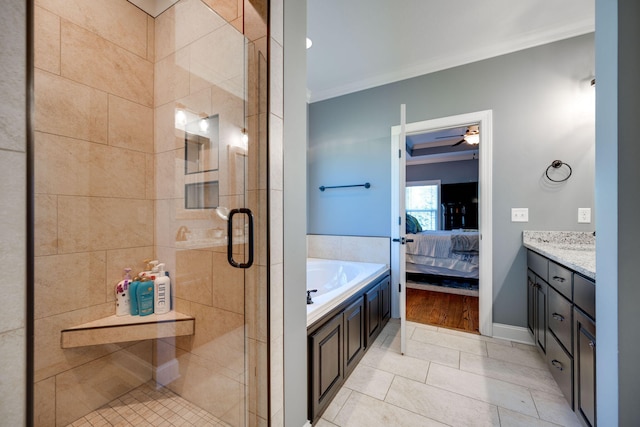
[[67, 381, 229, 427]]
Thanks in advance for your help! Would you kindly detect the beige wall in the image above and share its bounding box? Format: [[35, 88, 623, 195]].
[[0, 0, 27, 425]]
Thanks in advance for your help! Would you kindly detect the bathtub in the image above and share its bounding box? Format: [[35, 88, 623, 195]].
[[307, 258, 388, 326]]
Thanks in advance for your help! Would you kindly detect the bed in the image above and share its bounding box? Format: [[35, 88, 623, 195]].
[[405, 230, 479, 280]]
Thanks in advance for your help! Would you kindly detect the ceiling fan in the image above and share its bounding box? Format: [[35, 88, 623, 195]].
[[437, 125, 480, 146]]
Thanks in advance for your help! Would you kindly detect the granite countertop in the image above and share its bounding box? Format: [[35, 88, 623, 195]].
[[523, 231, 595, 280]]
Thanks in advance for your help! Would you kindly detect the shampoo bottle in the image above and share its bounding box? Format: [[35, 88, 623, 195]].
[[154, 263, 171, 314], [115, 268, 132, 316], [137, 279, 155, 316], [129, 277, 141, 315]]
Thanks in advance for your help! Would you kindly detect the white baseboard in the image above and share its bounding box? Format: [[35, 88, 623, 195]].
[[492, 323, 534, 345], [302, 421, 312, 427]]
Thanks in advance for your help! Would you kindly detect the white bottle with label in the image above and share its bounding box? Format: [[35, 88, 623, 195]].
[[154, 263, 171, 314], [115, 268, 132, 316]]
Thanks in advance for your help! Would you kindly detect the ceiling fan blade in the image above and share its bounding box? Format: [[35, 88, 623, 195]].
[[436, 134, 464, 139], [451, 138, 465, 147]]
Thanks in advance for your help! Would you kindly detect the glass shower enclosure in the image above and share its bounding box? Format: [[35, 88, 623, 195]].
[[31, 0, 267, 425]]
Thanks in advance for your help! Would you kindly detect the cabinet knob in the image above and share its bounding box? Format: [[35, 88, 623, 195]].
[[552, 276, 566, 283], [551, 359, 564, 371], [552, 313, 565, 322]]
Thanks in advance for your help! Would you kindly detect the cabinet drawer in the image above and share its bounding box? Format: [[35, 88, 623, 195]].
[[548, 286, 573, 354], [574, 275, 595, 320], [548, 262, 572, 300], [546, 333, 573, 407], [527, 250, 548, 282]]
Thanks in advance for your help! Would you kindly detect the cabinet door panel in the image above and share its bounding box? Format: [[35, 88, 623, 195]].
[[311, 314, 343, 412], [536, 280, 547, 352], [365, 284, 381, 344], [344, 296, 365, 376], [527, 269, 536, 336], [380, 277, 391, 324], [574, 308, 596, 427]]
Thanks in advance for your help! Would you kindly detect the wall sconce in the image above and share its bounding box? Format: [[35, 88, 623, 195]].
[[241, 128, 249, 144]]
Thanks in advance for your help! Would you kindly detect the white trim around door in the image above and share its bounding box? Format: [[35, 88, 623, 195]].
[[391, 109, 493, 337]]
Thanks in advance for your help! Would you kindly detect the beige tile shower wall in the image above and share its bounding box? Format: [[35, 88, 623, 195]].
[[307, 235, 392, 266], [0, 1, 27, 425], [33, 0, 156, 424]]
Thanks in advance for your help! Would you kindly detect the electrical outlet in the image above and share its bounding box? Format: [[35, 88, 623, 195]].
[[578, 208, 591, 223], [511, 208, 529, 222]]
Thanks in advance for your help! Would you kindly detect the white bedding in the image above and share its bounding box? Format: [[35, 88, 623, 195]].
[[406, 230, 479, 279]]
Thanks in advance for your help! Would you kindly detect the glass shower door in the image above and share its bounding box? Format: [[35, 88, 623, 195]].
[[153, 2, 252, 425], [31, 1, 262, 425]]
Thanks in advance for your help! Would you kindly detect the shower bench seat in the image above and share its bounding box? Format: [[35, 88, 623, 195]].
[[60, 311, 195, 348]]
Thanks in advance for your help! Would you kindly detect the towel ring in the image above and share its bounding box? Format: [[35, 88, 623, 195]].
[[545, 160, 572, 183]]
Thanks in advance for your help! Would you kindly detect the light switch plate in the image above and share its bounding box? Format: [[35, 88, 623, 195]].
[[511, 208, 529, 222], [578, 208, 591, 223]]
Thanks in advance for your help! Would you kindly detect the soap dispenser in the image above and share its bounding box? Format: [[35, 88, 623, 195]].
[[154, 263, 171, 314], [139, 260, 158, 279], [115, 268, 132, 316]]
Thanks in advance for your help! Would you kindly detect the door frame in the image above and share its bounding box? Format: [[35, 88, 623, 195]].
[[391, 109, 493, 337]]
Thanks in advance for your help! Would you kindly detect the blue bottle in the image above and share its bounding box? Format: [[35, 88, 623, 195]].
[[129, 280, 141, 315], [137, 280, 155, 316]]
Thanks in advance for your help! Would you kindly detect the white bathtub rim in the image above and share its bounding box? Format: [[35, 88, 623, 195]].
[[306, 258, 388, 327]]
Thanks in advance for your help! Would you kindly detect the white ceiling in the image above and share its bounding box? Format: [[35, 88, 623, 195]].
[[307, 0, 595, 103]]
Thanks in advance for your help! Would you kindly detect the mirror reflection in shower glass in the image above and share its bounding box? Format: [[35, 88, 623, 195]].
[[185, 114, 219, 174], [185, 181, 219, 209]]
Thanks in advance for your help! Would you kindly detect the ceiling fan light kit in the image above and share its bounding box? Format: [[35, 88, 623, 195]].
[[463, 133, 480, 145]]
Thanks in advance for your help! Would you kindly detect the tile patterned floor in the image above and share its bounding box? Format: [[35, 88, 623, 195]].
[[67, 381, 229, 427], [317, 319, 581, 427]]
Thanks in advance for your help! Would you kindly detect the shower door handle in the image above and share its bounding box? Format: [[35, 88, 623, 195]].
[[227, 208, 254, 269]]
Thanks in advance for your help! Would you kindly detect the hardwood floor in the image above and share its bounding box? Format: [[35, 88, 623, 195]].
[[406, 288, 480, 334]]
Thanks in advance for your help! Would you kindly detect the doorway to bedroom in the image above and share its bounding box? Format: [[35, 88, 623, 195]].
[[404, 124, 481, 333], [391, 109, 493, 340]]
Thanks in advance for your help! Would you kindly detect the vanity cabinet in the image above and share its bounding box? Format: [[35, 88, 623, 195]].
[[527, 249, 596, 427], [308, 272, 390, 424]]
